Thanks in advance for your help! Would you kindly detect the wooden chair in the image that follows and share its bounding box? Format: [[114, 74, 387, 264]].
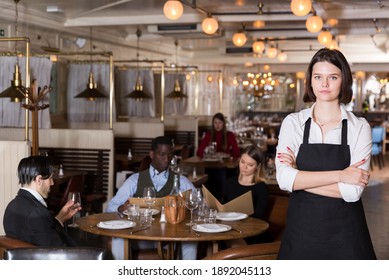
[[264, 195, 290, 241], [4, 247, 106, 260], [139, 155, 152, 171], [0, 235, 36, 260], [203, 241, 281, 260]]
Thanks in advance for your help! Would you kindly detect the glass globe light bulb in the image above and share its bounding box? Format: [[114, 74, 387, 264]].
[[163, 0, 184, 20], [290, 0, 312, 17]]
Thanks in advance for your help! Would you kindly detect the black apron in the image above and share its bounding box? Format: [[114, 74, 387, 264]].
[[278, 118, 376, 260]]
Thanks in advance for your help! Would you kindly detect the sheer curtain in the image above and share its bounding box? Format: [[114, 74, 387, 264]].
[[164, 73, 188, 115], [0, 56, 52, 128], [67, 63, 112, 122], [115, 68, 155, 117]]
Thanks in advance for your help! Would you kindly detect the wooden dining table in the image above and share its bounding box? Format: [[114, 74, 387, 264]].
[[77, 211, 269, 260], [180, 156, 240, 169]]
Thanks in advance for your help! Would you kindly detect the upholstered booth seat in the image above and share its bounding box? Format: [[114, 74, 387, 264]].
[[4, 247, 106, 260]]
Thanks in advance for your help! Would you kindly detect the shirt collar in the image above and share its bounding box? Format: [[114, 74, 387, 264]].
[[301, 103, 352, 126], [149, 164, 169, 178], [22, 187, 47, 207]]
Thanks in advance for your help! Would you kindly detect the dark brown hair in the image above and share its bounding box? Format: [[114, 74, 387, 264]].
[[303, 48, 353, 104], [17, 155, 55, 185], [211, 112, 227, 151], [239, 145, 265, 184]]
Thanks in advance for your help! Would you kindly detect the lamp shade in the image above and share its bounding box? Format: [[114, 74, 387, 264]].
[[232, 32, 247, 47], [0, 63, 25, 102], [75, 72, 107, 101], [163, 0, 184, 20], [126, 76, 151, 101], [252, 41, 265, 53], [318, 30, 332, 45], [166, 79, 187, 99], [202, 17, 218, 35], [290, 0, 312, 17], [306, 15, 323, 33]]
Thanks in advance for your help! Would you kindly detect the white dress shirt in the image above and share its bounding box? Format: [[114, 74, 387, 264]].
[[275, 103, 372, 202]]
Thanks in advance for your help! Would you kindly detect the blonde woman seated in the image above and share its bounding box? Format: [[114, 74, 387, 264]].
[[222, 145, 270, 246]]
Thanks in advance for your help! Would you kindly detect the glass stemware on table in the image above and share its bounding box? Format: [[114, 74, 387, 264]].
[[143, 186, 156, 219], [67, 191, 82, 227], [185, 190, 200, 228]]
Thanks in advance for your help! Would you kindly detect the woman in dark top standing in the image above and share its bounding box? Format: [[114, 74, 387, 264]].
[[223, 145, 269, 244]]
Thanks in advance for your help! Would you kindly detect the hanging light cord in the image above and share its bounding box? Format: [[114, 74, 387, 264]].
[[136, 29, 141, 73], [175, 40, 179, 75], [89, 26, 93, 72], [14, 0, 19, 64]]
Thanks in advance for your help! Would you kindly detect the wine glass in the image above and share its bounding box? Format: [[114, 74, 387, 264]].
[[143, 186, 156, 210], [185, 190, 199, 228], [67, 191, 81, 227], [193, 188, 204, 222]]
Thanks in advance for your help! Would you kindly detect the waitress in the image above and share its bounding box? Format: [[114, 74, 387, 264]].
[[276, 48, 376, 259]]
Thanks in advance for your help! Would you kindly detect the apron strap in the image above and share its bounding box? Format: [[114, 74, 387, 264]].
[[303, 118, 312, 144], [341, 119, 348, 146]]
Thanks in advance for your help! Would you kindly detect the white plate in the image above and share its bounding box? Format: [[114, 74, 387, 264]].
[[216, 212, 248, 221], [123, 208, 160, 216], [97, 220, 136, 230], [192, 223, 232, 233], [140, 208, 160, 215]]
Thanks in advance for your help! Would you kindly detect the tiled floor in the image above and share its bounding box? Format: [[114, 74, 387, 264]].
[[363, 154, 389, 260]]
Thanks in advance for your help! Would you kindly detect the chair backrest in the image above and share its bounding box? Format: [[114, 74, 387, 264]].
[[139, 155, 152, 172], [203, 241, 281, 260], [179, 145, 190, 160], [0, 236, 36, 260], [263, 195, 289, 241], [4, 247, 105, 260], [372, 126, 385, 144], [60, 174, 85, 206]]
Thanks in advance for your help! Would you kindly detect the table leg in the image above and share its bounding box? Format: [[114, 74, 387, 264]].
[[212, 241, 219, 254], [124, 239, 133, 260]]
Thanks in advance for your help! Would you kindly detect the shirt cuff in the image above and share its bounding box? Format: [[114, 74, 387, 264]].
[[276, 166, 299, 192], [338, 182, 364, 202], [55, 217, 64, 227]]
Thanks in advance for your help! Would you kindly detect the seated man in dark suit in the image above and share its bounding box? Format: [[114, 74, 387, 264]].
[[3, 155, 81, 246]]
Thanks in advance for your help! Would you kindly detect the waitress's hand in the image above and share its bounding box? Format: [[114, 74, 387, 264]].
[[277, 147, 297, 169], [340, 159, 370, 187]]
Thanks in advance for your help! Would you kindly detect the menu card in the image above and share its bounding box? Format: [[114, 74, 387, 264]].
[[202, 185, 254, 215]]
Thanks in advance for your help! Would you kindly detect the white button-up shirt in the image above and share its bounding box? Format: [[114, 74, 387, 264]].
[[275, 103, 372, 202]]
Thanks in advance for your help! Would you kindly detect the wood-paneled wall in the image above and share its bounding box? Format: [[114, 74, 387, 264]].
[[0, 141, 30, 235]]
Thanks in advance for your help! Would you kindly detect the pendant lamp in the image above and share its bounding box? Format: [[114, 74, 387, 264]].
[[163, 0, 184, 20], [166, 40, 186, 100], [75, 27, 107, 101], [0, 0, 26, 103], [126, 29, 151, 101], [290, 0, 312, 17]]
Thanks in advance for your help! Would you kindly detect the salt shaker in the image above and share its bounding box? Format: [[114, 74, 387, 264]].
[[59, 164, 64, 176], [192, 167, 197, 180], [159, 206, 166, 223], [127, 148, 132, 160]]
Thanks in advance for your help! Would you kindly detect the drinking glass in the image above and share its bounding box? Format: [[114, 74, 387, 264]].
[[143, 186, 156, 210], [67, 191, 81, 227], [127, 204, 140, 222], [185, 190, 199, 227]]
